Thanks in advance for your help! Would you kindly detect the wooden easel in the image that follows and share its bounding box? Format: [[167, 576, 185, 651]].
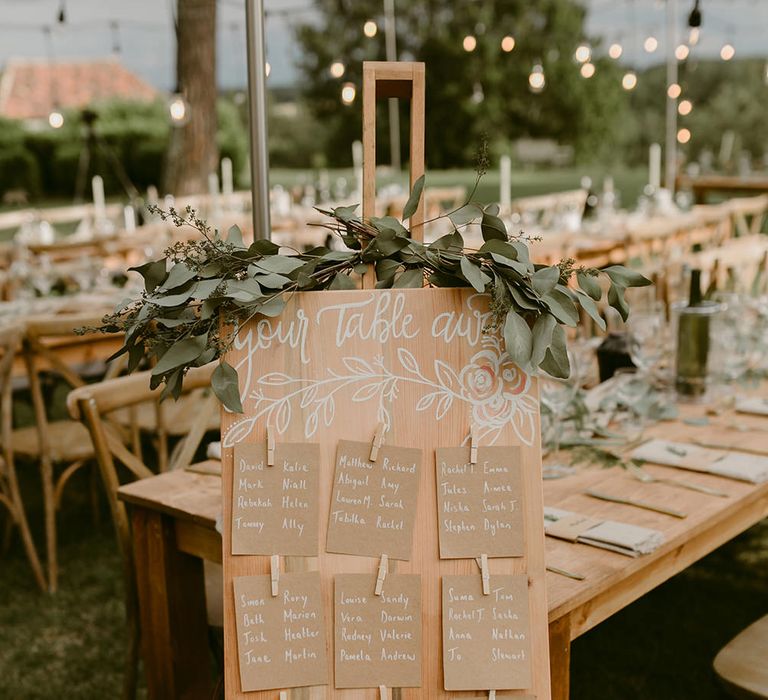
[[221, 62, 551, 699]]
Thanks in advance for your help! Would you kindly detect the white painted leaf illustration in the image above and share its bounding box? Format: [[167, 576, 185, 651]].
[[259, 372, 293, 385], [397, 348, 421, 375], [342, 357, 374, 375], [415, 392, 438, 412], [323, 396, 335, 426], [351, 382, 381, 402], [223, 417, 257, 447], [275, 400, 291, 434], [434, 359, 459, 391], [436, 393, 453, 420], [299, 384, 319, 408], [305, 410, 319, 438]]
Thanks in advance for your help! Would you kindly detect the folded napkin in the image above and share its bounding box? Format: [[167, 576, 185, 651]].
[[544, 506, 664, 557], [632, 438, 768, 484], [206, 441, 222, 460], [736, 396, 768, 417]]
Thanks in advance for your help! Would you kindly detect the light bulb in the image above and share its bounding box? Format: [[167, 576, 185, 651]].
[[574, 44, 591, 63], [678, 99, 693, 116], [501, 35, 515, 52], [675, 44, 689, 60], [363, 20, 377, 38], [667, 83, 682, 99], [341, 82, 356, 105], [329, 61, 345, 78], [265, 62, 271, 77], [580, 62, 595, 78], [168, 95, 188, 124], [528, 66, 545, 92], [720, 43, 735, 61], [463, 35, 477, 52], [643, 36, 658, 53], [688, 27, 700, 46], [48, 110, 64, 128], [677, 128, 691, 144], [622, 72, 637, 90], [608, 42, 623, 59]]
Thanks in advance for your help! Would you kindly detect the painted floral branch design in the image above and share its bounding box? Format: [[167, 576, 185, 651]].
[[222, 335, 538, 448]]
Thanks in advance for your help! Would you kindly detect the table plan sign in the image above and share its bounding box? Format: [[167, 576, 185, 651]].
[[327, 441, 422, 559], [232, 572, 329, 692], [442, 574, 532, 691], [436, 446, 524, 558], [231, 442, 321, 555], [334, 573, 422, 689]]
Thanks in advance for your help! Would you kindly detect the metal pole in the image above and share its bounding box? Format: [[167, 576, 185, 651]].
[[245, 0, 271, 240], [664, 0, 678, 192], [383, 0, 401, 173]]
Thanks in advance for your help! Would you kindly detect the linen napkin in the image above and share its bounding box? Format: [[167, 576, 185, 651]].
[[544, 506, 664, 557], [735, 396, 768, 416], [631, 438, 768, 484]]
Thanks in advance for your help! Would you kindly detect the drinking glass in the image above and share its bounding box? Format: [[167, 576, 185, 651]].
[[539, 352, 580, 455], [626, 301, 670, 384]]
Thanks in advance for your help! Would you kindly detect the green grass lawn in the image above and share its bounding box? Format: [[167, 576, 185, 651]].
[[1, 456, 765, 699]]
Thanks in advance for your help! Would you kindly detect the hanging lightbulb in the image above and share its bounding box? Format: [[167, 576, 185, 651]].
[[528, 64, 545, 93], [720, 43, 735, 61], [608, 42, 623, 59], [622, 71, 638, 90], [580, 62, 596, 78], [643, 36, 658, 53], [471, 82, 485, 104], [363, 20, 377, 38], [675, 44, 690, 60], [500, 35, 515, 52], [463, 35, 477, 52], [48, 110, 64, 128], [688, 0, 702, 44], [341, 82, 356, 105], [574, 44, 591, 63], [688, 27, 700, 46], [265, 62, 271, 78], [168, 95, 189, 126], [667, 83, 682, 99], [677, 128, 691, 144], [329, 61, 345, 78], [678, 99, 693, 115]]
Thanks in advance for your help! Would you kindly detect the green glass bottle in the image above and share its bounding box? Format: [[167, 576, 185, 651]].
[[675, 265, 712, 398]]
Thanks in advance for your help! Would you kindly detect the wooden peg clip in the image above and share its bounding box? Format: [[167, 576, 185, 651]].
[[479, 553, 490, 595], [370, 422, 386, 462], [489, 691, 496, 700], [267, 425, 276, 466], [270, 554, 280, 596], [469, 424, 478, 465], [379, 685, 389, 700], [375, 554, 389, 596], [279, 692, 288, 700]]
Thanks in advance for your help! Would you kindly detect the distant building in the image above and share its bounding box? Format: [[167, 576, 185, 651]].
[[0, 57, 158, 127]]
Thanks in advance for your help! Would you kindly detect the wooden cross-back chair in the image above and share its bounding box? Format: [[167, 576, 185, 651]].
[[727, 194, 768, 238], [15, 312, 122, 592], [67, 363, 218, 700], [0, 322, 46, 591]]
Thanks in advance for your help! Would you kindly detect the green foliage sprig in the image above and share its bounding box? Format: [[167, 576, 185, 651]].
[[89, 176, 650, 412]]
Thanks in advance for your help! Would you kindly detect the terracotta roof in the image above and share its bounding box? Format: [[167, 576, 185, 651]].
[[0, 57, 158, 121]]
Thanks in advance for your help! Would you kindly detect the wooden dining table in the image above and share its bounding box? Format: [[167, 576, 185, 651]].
[[117, 395, 768, 700]]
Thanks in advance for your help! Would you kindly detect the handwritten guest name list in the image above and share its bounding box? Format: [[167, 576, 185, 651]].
[[442, 574, 532, 691], [435, 446, 524, 558], [231, 443, 320, 555], [327, 441, 421, 560], [233, 572, 328, 692], [334, 573, 422, 688]]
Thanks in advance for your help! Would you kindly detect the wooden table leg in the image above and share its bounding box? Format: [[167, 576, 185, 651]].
[[549, 614, 572, 700], [131, 506, 212, 700]]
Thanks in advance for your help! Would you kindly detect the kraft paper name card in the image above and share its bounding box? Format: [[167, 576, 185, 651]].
[[442, 574, 532, 691], [334, 573, 422, 688], [436, 446, 524, 558], [327, 440, 422, 560], [233, 572, 328, 692], [232, 442, 321, 556]]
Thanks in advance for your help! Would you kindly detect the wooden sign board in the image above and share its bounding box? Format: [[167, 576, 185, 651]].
[[221, 288, 551, 698]]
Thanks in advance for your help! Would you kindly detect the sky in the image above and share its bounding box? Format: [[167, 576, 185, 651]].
[[0, 0, 765, 91]]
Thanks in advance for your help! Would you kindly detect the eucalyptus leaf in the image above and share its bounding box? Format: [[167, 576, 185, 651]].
[[130, 259, 167, 293], [460, 257, 491, 293], [161, 262, 196, 291], [481, 211, 508, 242], [539, 324, 570, 378], [543, 288, 579, 327], [503, 309, 533, 368], [574, 289, 607, 331], [329, 273, 357, 290], [449, 203, 483, 226], [608, 283, 630, 321], [484, 203, 500, 216], [531, 313, 557, 367], [604, 265, 652, 288], [212, 360, 243, 413], [402, 174, 425, 220], [333, 204, 359, 222], [393, 268, 423, 288], [227, 225, 245, 249], [151, 334, 208, 376], [576, 271, 602, 301], [256, 296, 287, 317], [531, 266, 559, 296], [252, 256, 305, 274]]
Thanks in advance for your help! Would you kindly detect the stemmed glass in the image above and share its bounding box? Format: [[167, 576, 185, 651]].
[[626, 301, 670, 387], [539, 351, 580, 457]]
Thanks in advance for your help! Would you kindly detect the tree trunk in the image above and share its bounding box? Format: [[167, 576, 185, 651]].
[[165, 0, 218, 196]]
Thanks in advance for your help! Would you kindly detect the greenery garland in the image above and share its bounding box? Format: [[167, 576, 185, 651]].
[[89, 172, 650, 413]]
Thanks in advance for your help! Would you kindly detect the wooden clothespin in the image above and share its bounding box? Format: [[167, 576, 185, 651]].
[[379, 685, 388, 700], [279, 692, 288, 700], [370, 422, 386, 462], [270, 554, 280, 596], [489, 690, 496, 700], [469, 423, 478, 465], [375, 554, 388, 596], [267, 425, 276, 466], [479, 554, 490, 595]]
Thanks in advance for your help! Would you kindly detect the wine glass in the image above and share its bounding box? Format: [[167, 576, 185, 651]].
[[626, 301, 669, 384], [539, 351, 580, 456]]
